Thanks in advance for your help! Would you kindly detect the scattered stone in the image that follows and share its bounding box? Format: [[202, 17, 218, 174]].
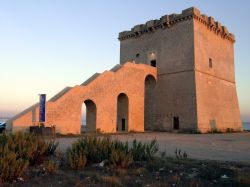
[[159, 167, 164, 171], [17, 177, 24, 182], [99, 160, 105, 167], [169, 170, 173, 173], [155, 172, 160, 180], [221, 174, 229, 179], [191, 168, 198, 171], [187, 171, 198, 178]]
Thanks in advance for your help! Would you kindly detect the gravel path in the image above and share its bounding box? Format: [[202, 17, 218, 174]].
[[55, 132, 250, 163]]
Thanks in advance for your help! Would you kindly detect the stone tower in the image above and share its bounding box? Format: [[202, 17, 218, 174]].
[[119, 7, 242, 132]]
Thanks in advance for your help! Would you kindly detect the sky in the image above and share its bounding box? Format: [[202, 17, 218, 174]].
[[0, 0, 249, 121]]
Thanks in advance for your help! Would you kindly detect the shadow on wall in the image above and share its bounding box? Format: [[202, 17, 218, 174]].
[[117, 93, 129, 132], [144, 75, 156, 131], [82, 99, 96, 133]]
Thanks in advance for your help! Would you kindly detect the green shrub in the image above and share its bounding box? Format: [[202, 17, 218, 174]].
[[44, 160, 57, 174], [45, 139, 59, 156], [174, 149, 188, 159], [236, 172, 250, 186], [66, 136, 160, 170], [131, 139, 159, 161], [67, 145, 87, 170], [0, 151, 29, 182], [109, 150, 133, 168], [0, 132, 58, 182], [67, 136, 129, 165], [0, 132, 58, 165]]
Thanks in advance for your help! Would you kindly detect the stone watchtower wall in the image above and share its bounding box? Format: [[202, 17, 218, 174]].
[[119, 7, 242, 132], [193, 9, 242, 132]]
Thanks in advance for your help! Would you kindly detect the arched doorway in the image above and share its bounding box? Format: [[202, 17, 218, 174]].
[[81, 99, 97, 133], [117, 93, 129, 132], [144, 75, 156, 131]]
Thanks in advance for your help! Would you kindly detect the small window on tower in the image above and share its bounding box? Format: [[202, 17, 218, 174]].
[[136, 53, 140, 58], [209, 58, 213, 68], [173, 117, 179, 130], [150, 60, 156, 67]]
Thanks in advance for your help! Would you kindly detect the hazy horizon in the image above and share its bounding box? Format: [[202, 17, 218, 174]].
[[0, 1, 249, 122]]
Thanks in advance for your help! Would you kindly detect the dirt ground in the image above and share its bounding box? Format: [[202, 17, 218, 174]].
[[56, 132, 250, 163]]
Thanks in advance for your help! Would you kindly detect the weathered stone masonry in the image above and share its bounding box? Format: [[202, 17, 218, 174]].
[[7, 7, 242, 134], [119, 7, 242, 133]]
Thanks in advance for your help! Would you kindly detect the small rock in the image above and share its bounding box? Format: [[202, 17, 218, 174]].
[[155, 172, 160, 180], [159, 167, 164, 171], [169, 170, 173, 173], [98, 159, 108, 167], [99, 161, 105, 167], [187, 171, 198, 178], [18, 177, 24, 182], [140, 174, 143, 177], [221, 174, 229, 179], [201, 163, 206, 167]]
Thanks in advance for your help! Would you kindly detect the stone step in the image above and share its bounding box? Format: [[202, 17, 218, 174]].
[[49, 87, 72, 102], [81, 73, 100, 86]]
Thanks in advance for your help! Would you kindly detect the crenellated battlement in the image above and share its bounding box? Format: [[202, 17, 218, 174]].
[[118, 7, 235, 43]]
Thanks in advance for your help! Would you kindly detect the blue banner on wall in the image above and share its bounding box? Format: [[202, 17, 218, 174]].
[[39, 94, 46, 122]]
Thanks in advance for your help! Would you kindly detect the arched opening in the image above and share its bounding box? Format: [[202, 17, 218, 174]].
[[144, 75, 156, 131], [81, 99, 96, 133], [81, 103, 86, 133], [117, 93, 129, 132]]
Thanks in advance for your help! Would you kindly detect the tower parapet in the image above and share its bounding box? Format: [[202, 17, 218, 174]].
[[119, 7, 235, 43]]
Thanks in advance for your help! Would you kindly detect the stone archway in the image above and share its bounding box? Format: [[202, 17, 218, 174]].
[[144, 74, 156, 131], [82, 99, 97, 132], [117, 93, 129, 132]]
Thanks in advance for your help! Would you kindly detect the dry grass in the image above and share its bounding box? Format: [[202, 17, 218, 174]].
[[101, 176, 122, 187]]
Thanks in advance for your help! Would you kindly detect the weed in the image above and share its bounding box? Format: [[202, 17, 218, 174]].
[[0, 151, 29, 182], [101, 176, 122, 187], [110, 150, 133, 168], [131, 139, 159, 161], [174, 149, 188, 159], [235, 170, 250, 186], [0, 132, 58, 182], [44, 160, 57, 174], [67, 146, 87, 170]]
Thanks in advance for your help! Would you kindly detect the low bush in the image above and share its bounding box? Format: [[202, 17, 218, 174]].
[[109, 150, 133, 168], [0, 151, 29, 182], [44, 160, 57, 174], [235, 171, 250, 186], [67, 146, 87, 170], [131, 139, 159, 161], [66, 136, 159, 170], [0, 132, 58, 182], [66, 136, 130, 168]]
